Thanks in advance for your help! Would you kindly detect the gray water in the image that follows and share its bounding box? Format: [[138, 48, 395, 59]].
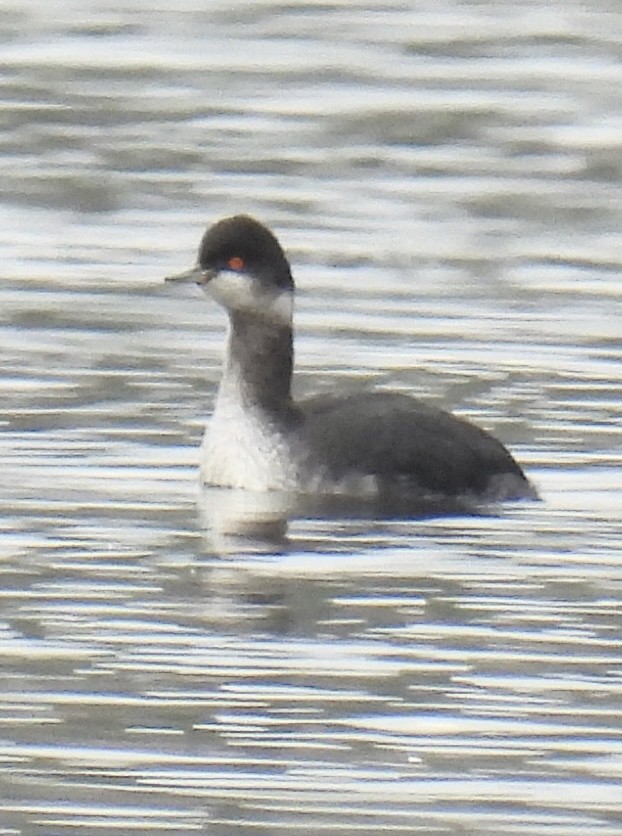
[[1, 0, 622, 833]]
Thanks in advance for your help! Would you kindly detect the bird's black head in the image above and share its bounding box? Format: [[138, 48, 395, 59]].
[[167, 215, 295, 320], [198, 215, 294, 292]]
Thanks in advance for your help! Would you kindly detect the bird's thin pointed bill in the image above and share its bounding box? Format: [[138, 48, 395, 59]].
[[165, 266, 204, 284]]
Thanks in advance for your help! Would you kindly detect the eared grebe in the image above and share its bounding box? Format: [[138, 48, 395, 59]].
[[167, 215, 536, 503]]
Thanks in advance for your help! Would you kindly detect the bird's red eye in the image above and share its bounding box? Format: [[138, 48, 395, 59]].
[[228, 256, 245, 271]]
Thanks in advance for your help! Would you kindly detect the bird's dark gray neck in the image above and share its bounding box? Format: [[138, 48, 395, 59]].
[[221, 310, 297, 422]]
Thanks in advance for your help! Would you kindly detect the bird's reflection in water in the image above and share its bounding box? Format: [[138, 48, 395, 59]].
[[196, 484, 511, 555], [197, 487, 293, 554]]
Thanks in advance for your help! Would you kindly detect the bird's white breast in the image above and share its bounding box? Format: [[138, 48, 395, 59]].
[[200, 370, 297, 492]]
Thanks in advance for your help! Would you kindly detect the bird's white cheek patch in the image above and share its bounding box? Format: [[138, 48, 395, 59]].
[[203, 270, 253, 310], [268, 290, 294, 324], [206, 271, 293, 323]]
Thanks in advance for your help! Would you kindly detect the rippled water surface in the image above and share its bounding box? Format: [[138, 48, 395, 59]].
[[1, 0, 621, 833]]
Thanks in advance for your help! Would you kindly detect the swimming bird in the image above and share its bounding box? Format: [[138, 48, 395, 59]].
[[166, 215, 536, 504]]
